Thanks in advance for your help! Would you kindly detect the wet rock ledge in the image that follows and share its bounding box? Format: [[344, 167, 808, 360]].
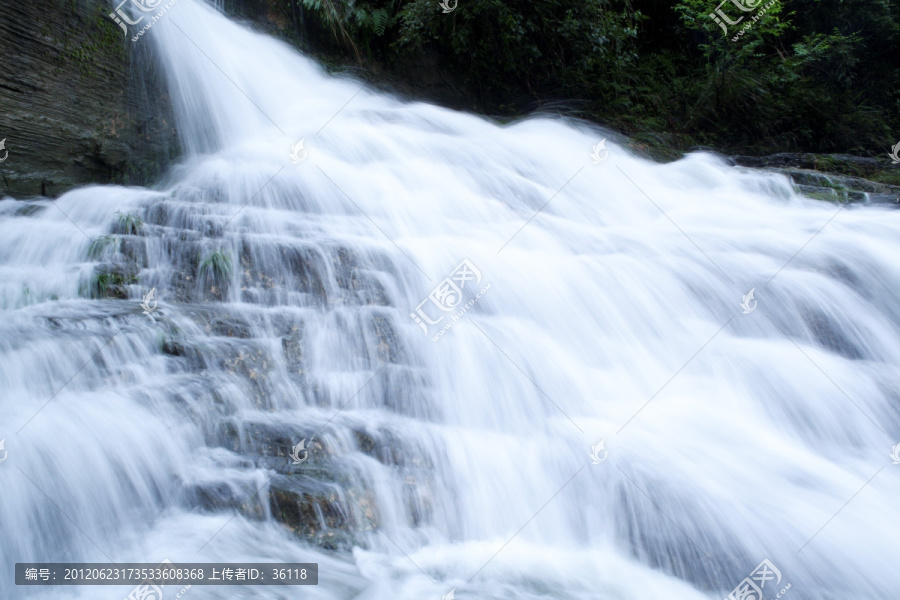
[[731, 153, 900, 206], [0, 0, 178, 198]]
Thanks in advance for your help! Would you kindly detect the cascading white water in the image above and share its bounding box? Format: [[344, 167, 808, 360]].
[[2, 1, 899, 598]]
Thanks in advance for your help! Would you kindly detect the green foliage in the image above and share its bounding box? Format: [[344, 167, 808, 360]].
[[871, 170, 900, 186], [396, 0, 642, 102], [356, 6, 393, 36], [94, 271, 137, 298], [300, 0, 357, 51], [200, 251, 234, 285], [296, 0, 403, 58], [668, 0, 897, 152], [115, 211, 144, 235], [88, 235, 118, 260], [285, 0, 900, 155], [675, 0, 790, 61], [62, 10, 127, 79]]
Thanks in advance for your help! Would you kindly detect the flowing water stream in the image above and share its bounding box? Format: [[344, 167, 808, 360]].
[[2, 1, 900, 598]]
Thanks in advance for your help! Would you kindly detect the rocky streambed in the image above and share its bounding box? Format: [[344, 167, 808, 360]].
[[731, 153, 900, 206]]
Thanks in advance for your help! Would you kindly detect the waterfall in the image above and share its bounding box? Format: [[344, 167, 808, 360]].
[[2, 1, 899, 598]]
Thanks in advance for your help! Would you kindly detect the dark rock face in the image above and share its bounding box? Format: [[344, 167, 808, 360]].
[[3, 2, 892, 202], [730, 153, 890, 176], [732, 153, 899, 189], [729, 154, 900, 206], [0, 0, 179, 198], [768, 168, 899, 206]]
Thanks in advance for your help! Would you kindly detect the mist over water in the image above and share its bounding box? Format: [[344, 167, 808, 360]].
[[2, 1, 900, 598]]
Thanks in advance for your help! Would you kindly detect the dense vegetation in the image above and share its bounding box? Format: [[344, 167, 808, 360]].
[[272, 0, 900, 157]]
